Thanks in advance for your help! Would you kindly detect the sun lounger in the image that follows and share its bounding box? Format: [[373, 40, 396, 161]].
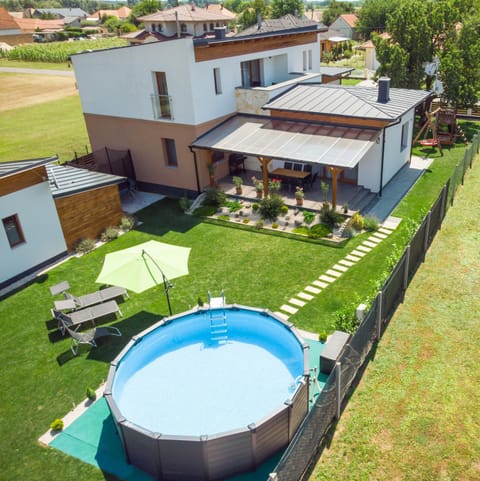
[[49, 281, 70, 296], [65, 286, 128, 309], [64, 324, 122, 355], [52, 300, 122, 335]]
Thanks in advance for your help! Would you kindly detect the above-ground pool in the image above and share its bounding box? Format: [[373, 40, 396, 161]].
[[105, 305, 310, 481]]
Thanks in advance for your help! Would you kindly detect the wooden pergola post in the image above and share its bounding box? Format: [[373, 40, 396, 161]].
[[327, 166, 343, 209], [258, 156, 272, 196]]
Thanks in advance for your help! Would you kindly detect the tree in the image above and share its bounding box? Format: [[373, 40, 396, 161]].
[[439, 13, 480, 107], [355, 0, 395, 39], [269, 0, 304, 19], [321, 0, 354, 27], [237, 0, 268, 29]]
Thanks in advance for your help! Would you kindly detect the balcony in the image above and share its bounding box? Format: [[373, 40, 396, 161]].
[[151, 94, 173, 120]]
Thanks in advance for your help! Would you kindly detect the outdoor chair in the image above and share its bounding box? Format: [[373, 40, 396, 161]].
[[65, 286, 128, 309], [51, 300, 122, 335], [49, 281, 70, 296], [64, 324, 121, 356]]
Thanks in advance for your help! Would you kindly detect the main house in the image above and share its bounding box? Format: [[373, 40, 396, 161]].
[[71, 16, 431, 201]]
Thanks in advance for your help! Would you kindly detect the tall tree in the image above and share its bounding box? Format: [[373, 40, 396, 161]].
[[321, 0, 354, 26], [355, 0, 395, 39], [237, 0, 269, 28], [269, 0, 304, 19]]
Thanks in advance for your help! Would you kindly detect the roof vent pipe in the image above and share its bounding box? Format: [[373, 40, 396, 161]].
[[378, 77, 390, 103], [257, 12, 262, 30]]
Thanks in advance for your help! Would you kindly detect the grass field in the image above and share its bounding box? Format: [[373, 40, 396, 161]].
[[312, 159, 480, 480]]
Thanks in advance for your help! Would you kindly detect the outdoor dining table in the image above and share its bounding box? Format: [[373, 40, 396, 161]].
[[270, 168, 311, 191]]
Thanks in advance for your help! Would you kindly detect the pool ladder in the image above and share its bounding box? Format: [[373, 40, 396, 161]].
[[208, 290, 228, 343]]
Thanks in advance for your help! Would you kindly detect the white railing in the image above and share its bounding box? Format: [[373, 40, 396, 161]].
[[151, 94, 173, 120]]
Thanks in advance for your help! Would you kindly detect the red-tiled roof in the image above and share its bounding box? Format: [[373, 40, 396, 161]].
[[0, 7, 19, 31], [339, 14, 358, 28], [139, 5, 234, 23], [14, 17, 64, 32], [92, 7, 131, 20]]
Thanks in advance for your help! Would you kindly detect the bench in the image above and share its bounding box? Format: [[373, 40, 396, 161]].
[[320, 330, 350, 374]]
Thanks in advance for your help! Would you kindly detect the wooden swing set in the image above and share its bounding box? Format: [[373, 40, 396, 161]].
[[414, 107, 468, 156]]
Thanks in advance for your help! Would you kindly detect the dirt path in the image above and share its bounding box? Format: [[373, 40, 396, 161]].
[[0, 72, 77, 112]]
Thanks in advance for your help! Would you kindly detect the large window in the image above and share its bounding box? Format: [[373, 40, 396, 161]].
[[401, 121, 409, 151], [213, 68, 222, 95], [153, 71, 172, 119], [2, 214, 25, 248], [163, 138, 178, 167], [241, 59, 262, 88]]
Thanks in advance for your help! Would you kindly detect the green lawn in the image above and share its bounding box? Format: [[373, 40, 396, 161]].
[[0, 94, 89, 163], [311, 147, 480, 481]]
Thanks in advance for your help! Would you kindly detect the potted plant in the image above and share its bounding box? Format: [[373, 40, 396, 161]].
[[295, 186, 304, 206], [251, 176, 263, 198], [232, 176, 243, 195], [268, 178, 282, 195], [343, 202, 349, 214]]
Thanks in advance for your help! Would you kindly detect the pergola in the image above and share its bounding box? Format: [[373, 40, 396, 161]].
[[191, 115, 380, 207]]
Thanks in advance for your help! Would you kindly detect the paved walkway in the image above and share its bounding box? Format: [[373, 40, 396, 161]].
[[0, 66, 74, 76]]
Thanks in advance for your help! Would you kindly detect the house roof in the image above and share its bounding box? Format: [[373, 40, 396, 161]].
[[14, 17, 64, 32], [92, 7, 132, 19], [264, 84, 432, 122], [235, 14, 323, 37], [338, 14, 358, 28], [139, 5, 234, 23], [0, 157, 58, 178], [0, 7, 20, 31], [47, 164, 126, 198], [320, 66, 354, 78], [191, 114, 379, 169], [34, 8, 87, 18], [360, 32, 390, 49]]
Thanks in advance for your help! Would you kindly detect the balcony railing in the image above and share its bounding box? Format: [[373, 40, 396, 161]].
[[151, 94, 173, 120]]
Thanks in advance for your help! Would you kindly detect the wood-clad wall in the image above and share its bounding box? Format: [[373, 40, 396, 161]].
[[0, 166, 46, 197], [55, 185, 123, 250], [194, 32, 318, 62]]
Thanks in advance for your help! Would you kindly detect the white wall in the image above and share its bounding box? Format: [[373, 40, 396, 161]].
[[0, 182, 66, 284], [357, 138, 382, 192], [72, 36, 320, 126]]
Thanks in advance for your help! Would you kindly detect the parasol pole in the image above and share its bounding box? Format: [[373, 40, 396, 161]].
[[142, 249, 173, 316]]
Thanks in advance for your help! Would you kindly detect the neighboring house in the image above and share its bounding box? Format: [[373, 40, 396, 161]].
[[320, 65, 354, 84], [128, 4, 236, 43], [32, 8, 88, 19], [329, 13, 360, 41], [319, 27, 350, 55], [71, 16, 324, 195], [0, 157, 126, 289], [0, 158, 67, 290], [92, 6, 132, 21], [0, 7, 21, 35], [360, 32, 390, 72]]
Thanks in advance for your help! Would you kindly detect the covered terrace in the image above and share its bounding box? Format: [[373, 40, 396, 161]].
[[191, 114, 380, 210]]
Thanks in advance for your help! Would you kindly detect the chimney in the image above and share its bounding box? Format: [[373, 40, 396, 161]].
[[191, 2, 195, 11], [214, 26, 226, 39], [205, 2, 208, 9], [220, 2, 223, 9], [257, 12, 262, 30], [175, 11, 180, 38], [378, 77, 390, 103]]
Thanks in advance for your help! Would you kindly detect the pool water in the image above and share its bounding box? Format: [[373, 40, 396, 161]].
[[112, 308, 305, 436]]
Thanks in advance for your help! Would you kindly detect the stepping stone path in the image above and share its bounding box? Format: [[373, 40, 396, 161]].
[[277, 217, 399, 320]]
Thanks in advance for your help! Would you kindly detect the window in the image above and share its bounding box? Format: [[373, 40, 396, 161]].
[[153, 71, 171, 119], [241, 59, 262, 88], [2, 214, 25, 248], [163, 138, 178, 167], [401, 121, 409, 151], [308, 50, 312, 70], [203, 23, 207, 31], [302, 51, 307, 71], [158, 23, 163, 32], [210, 23, 214, 30], [180, 23, 187, 33], [151, 23, 156, 32], [213, 68, 222, 95]]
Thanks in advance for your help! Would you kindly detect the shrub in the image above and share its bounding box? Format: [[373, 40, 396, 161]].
[[333, 307, 359, 334], [224, 200, 242, 212], [243, 218, 250, 224], [86, 387, 96, 401], [302, 210, 316, 225], [308, 223, 332, 239], [319, 202, 344, 227], [272, 222, 279, 229], [204, 186, 226, 207], [100, 227, 120, 242], [258, 195, 284, 221], [319, 331, 328, 343], [280, 205, 289, 215], [119, 215, 135, 231], [364, 215, 379, 231], [75, 238, 95, 254], [252, 203, 259, 211], [342, 226, 356, 238], [218, 214, 230, 221], [349, 212, 365, 231], [50, 418, 64, 431], [179, 194, 191, 212], [197, 297, 204, 307], [255, 220, 264, 229]]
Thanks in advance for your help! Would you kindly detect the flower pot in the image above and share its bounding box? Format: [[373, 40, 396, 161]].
[[256, 190, 263, 199], [235, 186, 243, 195], [296, 198, 304, 206]]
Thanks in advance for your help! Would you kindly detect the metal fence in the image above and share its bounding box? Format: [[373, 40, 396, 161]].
[[270, 132, 480, 481], [67, 147, 136, 181]]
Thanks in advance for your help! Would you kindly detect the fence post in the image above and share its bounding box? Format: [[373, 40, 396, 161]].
[[461, 153, 468, 185], [423, 211, 431, 252], [440, 184, 447, 221], [403, 245, 410, 290], [335, 362, 342, 419], [376, 291, 383, 340]]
